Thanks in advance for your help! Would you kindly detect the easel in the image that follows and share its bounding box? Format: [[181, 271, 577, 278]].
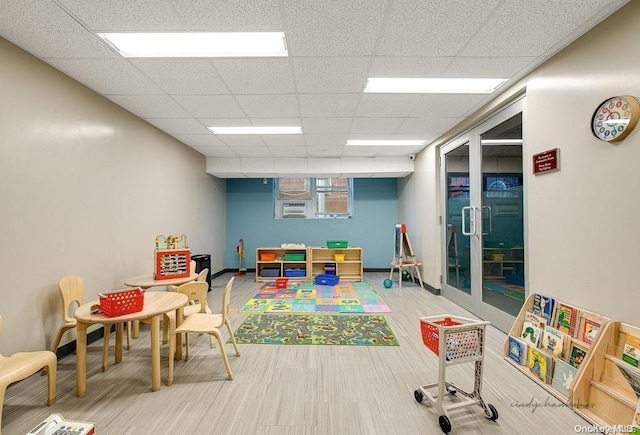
[[389, 223, 424, 289]]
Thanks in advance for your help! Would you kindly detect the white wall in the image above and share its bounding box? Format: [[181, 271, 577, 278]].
[[0, 37, 226, 354], [405, 1, 640, 324]]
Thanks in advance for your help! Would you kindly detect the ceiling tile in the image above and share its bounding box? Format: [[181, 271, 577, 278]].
[[106, 95, 191, 118], [57, 0, 184, 31], [234, 146, 273, 157], [169, 0, 283, 31], [409, 94, 488, 118], [356, 94, 423, 117], [443, 56, 538, 78], [299, 94, 360, 117], [460, 0, 621, 57], [396, 118, 458, 135], [213, 58, 295, 94], [302, 118, 352, 134], [293, 57, 370, 93], [199, 118, 252, 128], [376, 0, 500, 56], [173, 134, 228, 147], [172, 95, 246, 118], [130, 59, 229, 95], [306, 146, 345, 157], [217, 135, 266, 147], [261, 135, 305, 147], [282, 0, 389, 56], [0, 1, 118, 59], [350, 118, 404, 134], [44, 58, 163, 95], [304, 134, 349, 147], [268, 145, 308, 156], [191, 146, 239, 158], [369, 56, 452, 76], [147, 118, 210, 135], [236, 94, 299, 118]]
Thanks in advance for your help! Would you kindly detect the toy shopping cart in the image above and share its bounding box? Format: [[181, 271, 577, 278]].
[[414, 315, 498, 434]]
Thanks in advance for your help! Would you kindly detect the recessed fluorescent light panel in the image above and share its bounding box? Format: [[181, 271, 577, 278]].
[[364, 78, 507, 94], [346, 140, 426, 146], [208, 126, 302, 135], [97, 32, 288, 58]]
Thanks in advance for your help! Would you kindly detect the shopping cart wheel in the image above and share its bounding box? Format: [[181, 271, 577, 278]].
[[438, 415, 452, 433], [413, 389, 424, 403], [485, 404, 499, 421]]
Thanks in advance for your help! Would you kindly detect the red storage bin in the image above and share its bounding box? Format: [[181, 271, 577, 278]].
[[99, 287, 144, 317]]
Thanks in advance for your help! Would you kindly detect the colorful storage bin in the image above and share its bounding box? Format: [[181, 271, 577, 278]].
[[259, 252, 276, 261], [333, 253, 345, 262], [285, 268, 306, 277], [327, 240, 348, 249], [314, 274, 339, 286], [284, 253, 305, 261], [260, 268, 280, 277]]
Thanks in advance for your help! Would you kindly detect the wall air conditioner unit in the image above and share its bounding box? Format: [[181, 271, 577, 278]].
[[282, 202, 307, 218]]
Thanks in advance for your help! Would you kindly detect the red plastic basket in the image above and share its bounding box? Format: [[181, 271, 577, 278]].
[[99, 287, 144, 317], [420, 317, 461, 355]]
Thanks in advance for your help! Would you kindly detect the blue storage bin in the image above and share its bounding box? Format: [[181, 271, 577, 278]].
[[285, 268, 306, 277], [314, 274, 339, 286], [260, 268, 280, 277]]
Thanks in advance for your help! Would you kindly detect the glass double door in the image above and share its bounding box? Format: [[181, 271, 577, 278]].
[[441, 99, 525, 332]]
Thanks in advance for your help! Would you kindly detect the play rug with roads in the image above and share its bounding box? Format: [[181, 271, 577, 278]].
[[232, 313, 399, 346]]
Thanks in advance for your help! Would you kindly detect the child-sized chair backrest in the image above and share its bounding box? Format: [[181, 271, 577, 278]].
[[58, 276, 84, 324]]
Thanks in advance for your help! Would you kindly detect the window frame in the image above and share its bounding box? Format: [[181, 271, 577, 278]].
[[274, 177, 354, 219]]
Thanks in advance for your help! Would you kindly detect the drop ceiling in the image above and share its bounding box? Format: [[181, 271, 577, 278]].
[[0, 0, 628, 177]]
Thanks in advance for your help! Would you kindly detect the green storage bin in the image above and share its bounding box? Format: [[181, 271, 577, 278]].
[[284, 253, 305, 261], [327, 240, 348, 249]]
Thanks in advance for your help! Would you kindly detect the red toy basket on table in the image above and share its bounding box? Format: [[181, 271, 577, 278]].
[[99, 287, 144, 317]]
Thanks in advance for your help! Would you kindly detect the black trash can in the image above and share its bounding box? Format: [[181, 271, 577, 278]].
[[191, 254, 212, 291]]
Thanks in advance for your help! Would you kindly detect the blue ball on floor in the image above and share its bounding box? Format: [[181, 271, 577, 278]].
[[383, 279, 393, 288]]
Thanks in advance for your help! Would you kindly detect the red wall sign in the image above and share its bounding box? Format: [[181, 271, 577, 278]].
[[533, 148, 560, 175]]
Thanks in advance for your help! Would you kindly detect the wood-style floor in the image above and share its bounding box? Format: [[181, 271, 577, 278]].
[[3, 272, 590, 434]]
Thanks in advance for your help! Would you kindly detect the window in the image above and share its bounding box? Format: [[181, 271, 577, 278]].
[[275, 177, 353, 219]]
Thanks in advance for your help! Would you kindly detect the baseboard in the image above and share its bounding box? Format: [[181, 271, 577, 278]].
[[54, 326, 107, 361], [424, 283, 441, 295]]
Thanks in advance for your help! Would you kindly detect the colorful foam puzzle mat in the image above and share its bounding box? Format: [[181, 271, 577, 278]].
[[240, 281, 391, 313]]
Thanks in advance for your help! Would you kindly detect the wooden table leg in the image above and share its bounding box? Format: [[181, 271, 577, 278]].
[[150, 315, 160, 391], [76, 321, 88, 397], [175, 307, 184, 361], [133, 319, 140, 339], [168, 306, 184, 386], [115, 323, 123, 364]]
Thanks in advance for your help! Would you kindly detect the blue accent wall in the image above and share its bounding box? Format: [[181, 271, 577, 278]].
[[225, 178, 398, 269]]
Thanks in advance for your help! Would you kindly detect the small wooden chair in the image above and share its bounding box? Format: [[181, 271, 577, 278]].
[[0, 315, 57, 434], [174, 277, 240, 381], [49, 276, 125, 373]]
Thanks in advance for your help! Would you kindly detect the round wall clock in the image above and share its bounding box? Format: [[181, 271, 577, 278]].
[[591, 95, 640, 142]]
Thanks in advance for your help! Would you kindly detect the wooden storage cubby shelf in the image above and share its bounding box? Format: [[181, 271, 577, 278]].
[[308, 246, 363, 282], [572, 321, 640, 427], [504, 293, 612, 406], [255, 247, 308, 283]]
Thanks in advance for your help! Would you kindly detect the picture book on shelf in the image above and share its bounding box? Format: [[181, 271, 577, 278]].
[[508, 335, 528, 365], [609, 355, 640, 398], [541, 325, 568, 359], [551, 358, 578, 398], [631, 399, 640, 435], [554, 302, 580, 337], [521, 314, 544, 347], [568, 341, 589, 369], [528, 346, 554, 384], [532, 294, 556, 326], [580, 317, 601, 345], [623, 334, 640, 368]]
